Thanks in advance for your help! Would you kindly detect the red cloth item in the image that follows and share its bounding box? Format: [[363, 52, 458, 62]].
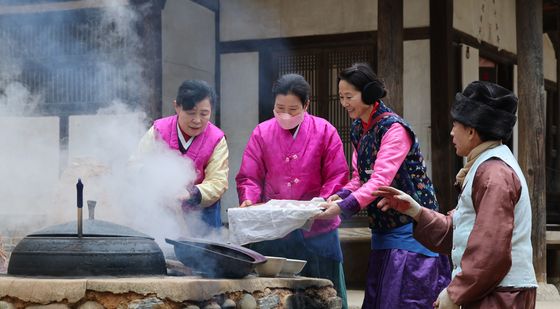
[[361, 101, 380, 133], [178, 124, 191, 141]]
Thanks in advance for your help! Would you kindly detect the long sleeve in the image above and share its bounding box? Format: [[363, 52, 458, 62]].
[[319, 127, 349, 198], [129, 126, 165, 169], [413, 208, 454, 254], [338, 124, 412, 216], [342, 150, 363, 192], [447, 159, 520, 305], [236, 128, 266, 204], [132, 126, 158, 157], [196, 137, 229, 207]]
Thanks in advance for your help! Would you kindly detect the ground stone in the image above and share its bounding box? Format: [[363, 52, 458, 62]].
[[537, 283, 560, 301]]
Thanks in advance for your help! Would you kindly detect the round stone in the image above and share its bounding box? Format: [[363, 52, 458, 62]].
[[221, 299, 236, 309], [77, 301, 104, 309], [238, 294, 257, 309]]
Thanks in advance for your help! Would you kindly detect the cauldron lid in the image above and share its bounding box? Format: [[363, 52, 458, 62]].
[[29, 219, 152, 238]]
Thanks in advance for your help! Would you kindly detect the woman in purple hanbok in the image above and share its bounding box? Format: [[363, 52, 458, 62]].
[[236, 73, 350, 308], [317, 63, 450, 309]]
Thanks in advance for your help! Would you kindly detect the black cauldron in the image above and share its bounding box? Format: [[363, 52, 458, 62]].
[[7, 218, 167, 276], [8, 180, 166, 276]]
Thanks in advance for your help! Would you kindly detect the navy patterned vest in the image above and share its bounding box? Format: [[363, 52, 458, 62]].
[[350, 101, 439, 231]]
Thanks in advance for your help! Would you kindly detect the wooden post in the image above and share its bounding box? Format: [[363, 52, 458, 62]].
[[430, 0, 458, 213], [516, 0, 546, 283], [377, 0, 403, 115], [137, 0, 165, 121]]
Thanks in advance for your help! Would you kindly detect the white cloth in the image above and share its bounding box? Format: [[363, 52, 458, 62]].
[[228, 199, 324, 245]]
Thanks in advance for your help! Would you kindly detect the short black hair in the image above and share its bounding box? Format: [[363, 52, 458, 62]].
[[338, 63, 386, 98], [271, 73, 311, 106], [176, 80, 217, 111]]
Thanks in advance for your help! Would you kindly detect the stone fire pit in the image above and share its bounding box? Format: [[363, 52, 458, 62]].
[[0, 275, 342, 309]]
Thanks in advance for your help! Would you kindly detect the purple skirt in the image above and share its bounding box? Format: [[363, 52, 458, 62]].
[[362, 249, 451, 309]]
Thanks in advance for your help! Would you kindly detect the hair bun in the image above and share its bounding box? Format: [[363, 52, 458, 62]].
[[362, 82, 386, 105]]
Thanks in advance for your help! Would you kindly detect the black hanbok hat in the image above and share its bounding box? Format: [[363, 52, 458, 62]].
[[451, 81, 518, 140]]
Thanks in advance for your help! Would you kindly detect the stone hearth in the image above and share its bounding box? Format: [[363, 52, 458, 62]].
[[0, 275, 341, 309]]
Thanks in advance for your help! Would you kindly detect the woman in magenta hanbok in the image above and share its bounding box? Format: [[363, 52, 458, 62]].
[[137, 80, 228, 232], [236, 73, 349, 308]]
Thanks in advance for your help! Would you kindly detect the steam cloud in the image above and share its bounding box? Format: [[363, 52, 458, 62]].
[[0, 1, 225, 257]]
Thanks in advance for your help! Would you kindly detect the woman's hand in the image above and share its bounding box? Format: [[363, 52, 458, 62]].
[[433, 288, 459, 309], [239, 200, 253, 208], [326, 194, 341, 203], [314, 202, 341, 220], [372, 186, 422, 220], [176, 187, 191, 203]]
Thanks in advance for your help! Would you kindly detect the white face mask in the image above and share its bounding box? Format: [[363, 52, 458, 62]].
[[274, 110, 305, 130]]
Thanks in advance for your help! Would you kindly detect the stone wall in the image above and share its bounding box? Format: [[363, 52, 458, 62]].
[[0, 276, 341, 309]]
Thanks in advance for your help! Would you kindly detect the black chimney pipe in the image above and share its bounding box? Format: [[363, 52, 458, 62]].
[[77, 179, 83, 238]]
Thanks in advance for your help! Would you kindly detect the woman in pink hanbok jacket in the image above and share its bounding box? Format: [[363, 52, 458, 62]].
[[236, 73, 349, 308], [137, 80, 228, 232], [316, 64, 450, 309]]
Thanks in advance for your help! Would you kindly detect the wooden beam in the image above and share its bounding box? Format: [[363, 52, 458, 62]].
[[377, 0, 403, 115], [453, 29, 517, 65], [516, 0, 547, 283], [0, 0, 128, 15], [219, 28, 430, 55], [430, 0, 458, 213]]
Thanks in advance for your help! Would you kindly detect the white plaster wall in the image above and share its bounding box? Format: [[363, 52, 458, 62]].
[[162, 0, 215, 117], [403, 40, 432, 176], [68, 113, 146, 162], [220, 52, 260, 218], [454, 0, 516, 54], [404, 0, 429, 28], [544, 33, 557, 83], [0, 116, 59, 234], [460, 44, 480, 88], [220, 0, 429, 41]]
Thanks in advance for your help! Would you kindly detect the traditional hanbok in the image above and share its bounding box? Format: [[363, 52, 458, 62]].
[[236, 112, 349, 308], [138, 115, 228, 228], [335, 101, 451, 309], [414, 145, 537, 308]]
